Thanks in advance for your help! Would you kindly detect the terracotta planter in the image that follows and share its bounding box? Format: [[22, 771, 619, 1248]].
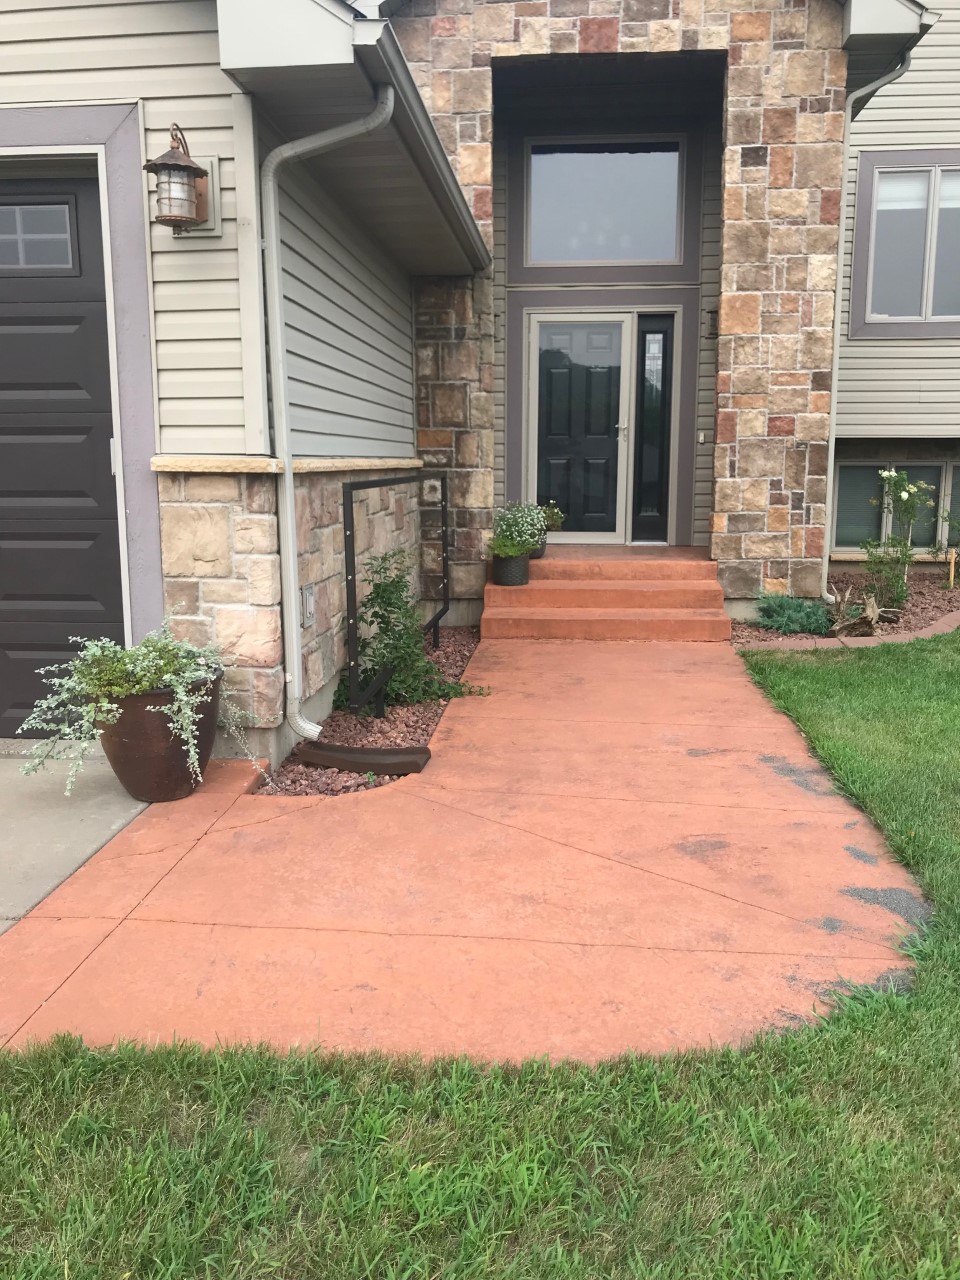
[[97, 674, 221, 803], [492, 553, 530, 586]]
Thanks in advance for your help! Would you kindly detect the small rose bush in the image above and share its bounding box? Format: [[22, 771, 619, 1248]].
[[863, 468, 937, 607]]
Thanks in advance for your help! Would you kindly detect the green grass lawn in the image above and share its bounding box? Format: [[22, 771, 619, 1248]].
[[4, 635, 960, 1279]]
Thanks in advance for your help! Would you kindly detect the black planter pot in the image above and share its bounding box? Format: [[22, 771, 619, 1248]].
[[97, 674, 222, 803], [529, 537, 547, 560], [492, 553, 530, 586]]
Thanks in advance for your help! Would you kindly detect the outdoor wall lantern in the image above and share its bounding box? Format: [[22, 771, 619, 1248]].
[[144, 124, 209, 235]]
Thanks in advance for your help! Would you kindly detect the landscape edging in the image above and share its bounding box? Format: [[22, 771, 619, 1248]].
[[736, 610, 960, 653]]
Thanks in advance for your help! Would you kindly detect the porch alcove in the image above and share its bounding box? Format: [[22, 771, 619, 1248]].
[[492, 52, 726, 550]]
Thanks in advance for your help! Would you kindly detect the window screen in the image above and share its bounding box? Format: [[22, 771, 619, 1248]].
[[835, 467, 883, 547], [901, 466, 942, 547], [870, 172, 929, 319]]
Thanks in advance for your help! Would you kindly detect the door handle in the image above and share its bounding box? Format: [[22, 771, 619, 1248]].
[[619, 421, 629, 442]]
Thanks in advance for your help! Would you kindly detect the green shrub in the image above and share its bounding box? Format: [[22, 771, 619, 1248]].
[[335, 549, 477, 710], [754, 593, 832, 636]]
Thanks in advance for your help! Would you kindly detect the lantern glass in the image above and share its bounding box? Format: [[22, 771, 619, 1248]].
[[156, 169, 198, 227]]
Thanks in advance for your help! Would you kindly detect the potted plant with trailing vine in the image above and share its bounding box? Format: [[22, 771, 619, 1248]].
[[488, 503, 547, 586], [18, 624, 250, 802]]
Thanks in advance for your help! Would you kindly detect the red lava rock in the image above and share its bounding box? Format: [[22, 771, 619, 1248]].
[[260, 627, 480, 798], [732, 570, 960, 648]]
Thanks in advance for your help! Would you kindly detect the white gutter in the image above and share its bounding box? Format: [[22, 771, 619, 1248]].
[[260, 84, 395, 741], [821, 52, 914, 601]]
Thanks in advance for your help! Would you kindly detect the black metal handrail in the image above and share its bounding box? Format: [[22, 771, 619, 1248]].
[[342, 471, 450, 717]]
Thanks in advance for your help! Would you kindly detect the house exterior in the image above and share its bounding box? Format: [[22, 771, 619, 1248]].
[[0, 0, 942, 760], [833, 0, 960, 558]]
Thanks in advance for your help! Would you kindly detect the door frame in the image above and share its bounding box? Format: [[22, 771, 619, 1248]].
[[522, 303, 684, 545], [0, 106, 164, 645]]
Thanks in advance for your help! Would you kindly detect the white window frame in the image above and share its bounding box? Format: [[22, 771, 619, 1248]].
[[831, 459, 956, 555], [866, 164, 960, 325]]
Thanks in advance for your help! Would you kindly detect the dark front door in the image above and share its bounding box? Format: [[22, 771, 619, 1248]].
[[0, 177, 123, 737], [632, 316, 674, 542], [535, 318, 627, 537]]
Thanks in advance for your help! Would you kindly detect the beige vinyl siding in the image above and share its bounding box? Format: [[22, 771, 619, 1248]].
[[278, 170, 415, 459], [0, 0, 266, 454], [692, 128, 721, 545], [837, 0, 960, 439]]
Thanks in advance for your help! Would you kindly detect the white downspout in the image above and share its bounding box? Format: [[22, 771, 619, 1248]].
[[260, 84, 395, 741], [822, 53, 913, 600]]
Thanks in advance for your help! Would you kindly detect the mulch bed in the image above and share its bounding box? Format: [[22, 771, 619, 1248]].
[[260, 626, 480, 797], [732, 569, 960, 647]]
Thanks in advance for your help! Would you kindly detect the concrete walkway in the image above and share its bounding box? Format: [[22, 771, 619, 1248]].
[[0, 641, 923, 1061], [0, 756, 144, 936]]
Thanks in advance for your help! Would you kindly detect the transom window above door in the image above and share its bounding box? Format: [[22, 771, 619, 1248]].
[[527, 140, 681, 266]]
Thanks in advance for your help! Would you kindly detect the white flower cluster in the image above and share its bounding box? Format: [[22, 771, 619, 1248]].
[[493, 502, 548, 548]]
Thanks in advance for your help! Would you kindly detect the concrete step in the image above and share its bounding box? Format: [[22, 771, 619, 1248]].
[[481, 606, 732, 642], [485, 578, 725, 610], [529, 556, 717, 582]]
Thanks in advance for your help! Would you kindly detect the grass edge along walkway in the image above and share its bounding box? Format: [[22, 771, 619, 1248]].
[[3, 634, 960, 1279]]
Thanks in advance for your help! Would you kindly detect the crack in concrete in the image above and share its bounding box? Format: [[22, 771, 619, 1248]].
[[403, 789, 899, 959]]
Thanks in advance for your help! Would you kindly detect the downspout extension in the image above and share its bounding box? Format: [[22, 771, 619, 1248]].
[[261, 84, 396, 742], [822, 53, 912, 602]]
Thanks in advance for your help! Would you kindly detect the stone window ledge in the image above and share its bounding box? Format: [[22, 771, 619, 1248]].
[[151, 455, 424, 475]]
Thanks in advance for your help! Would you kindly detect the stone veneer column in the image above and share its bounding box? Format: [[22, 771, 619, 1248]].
[[394, 0, 847, 599], [157, 472, 285, 729]]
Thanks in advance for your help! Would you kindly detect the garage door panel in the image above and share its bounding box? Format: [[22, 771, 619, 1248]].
[[0, 176, 122, 738], [0, 520, 123, 628], [0, 412, 116, 521], [0, 304, 112, 412], [0, 621, 124, 739]]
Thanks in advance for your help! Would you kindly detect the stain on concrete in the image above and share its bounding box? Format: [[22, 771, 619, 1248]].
[[845, 844, 879, 866], [687, 747, 727, 758], [864, 967, 914, 996], [841, 885, 933, 927], [844, 820, 860, 830], [773, 1008, 810, 1028], [675, 837, 729, 861], [813, 916, 846, 935], [759, 754, 837, 797]]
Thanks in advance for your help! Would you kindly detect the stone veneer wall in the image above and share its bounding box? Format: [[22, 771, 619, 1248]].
[[395, 0, 848, 599], [157, 466, 421, 758], [294, 470, 420, 702]]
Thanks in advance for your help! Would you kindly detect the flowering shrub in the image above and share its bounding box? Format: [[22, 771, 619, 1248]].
[[863, 469, 937, 607], [491, 503, 547, 556], [540, 501, 565, 533], [18, 624, 248, 795]]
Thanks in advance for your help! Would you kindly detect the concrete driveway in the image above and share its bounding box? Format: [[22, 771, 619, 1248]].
[[0, 642, 925, 1060], [0, 754, 143, 935]]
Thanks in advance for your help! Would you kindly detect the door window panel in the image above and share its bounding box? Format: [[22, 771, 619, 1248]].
[[537, 321, 622, 534], [528, 142, 680, 265], [0, 203, 73, 272]]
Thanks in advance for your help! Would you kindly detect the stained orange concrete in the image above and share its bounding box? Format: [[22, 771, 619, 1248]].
[[1, 643, 923, 1061]]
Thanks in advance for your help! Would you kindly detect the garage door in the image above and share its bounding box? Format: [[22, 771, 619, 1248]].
[[0, 176, 123, 737]]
